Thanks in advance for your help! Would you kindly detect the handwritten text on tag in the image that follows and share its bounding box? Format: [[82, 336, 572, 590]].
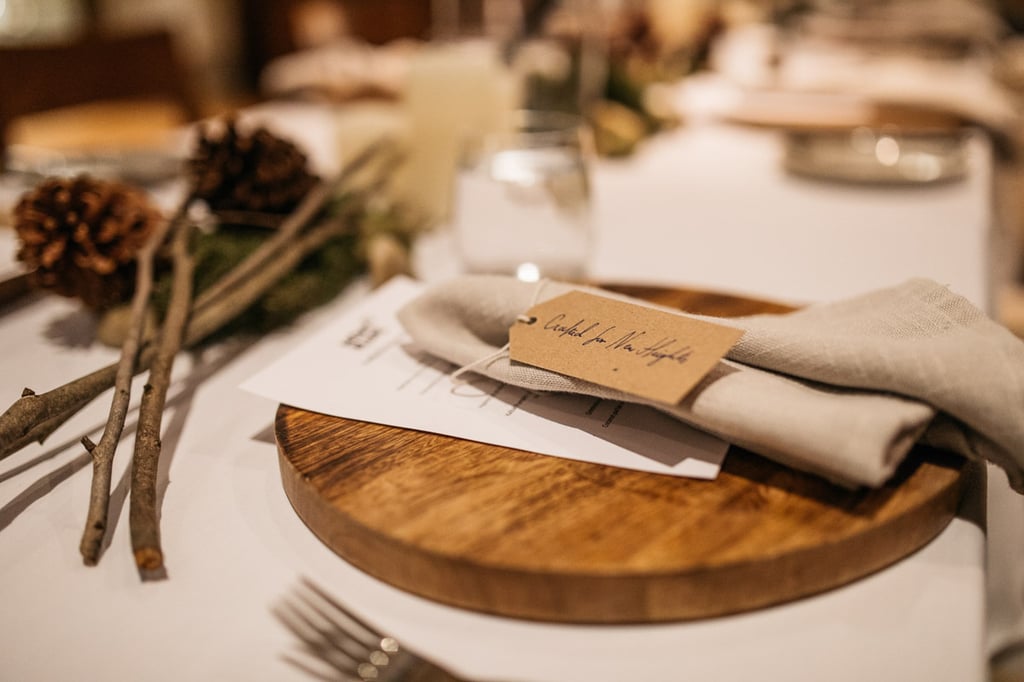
[[509, 291, 744, 405]]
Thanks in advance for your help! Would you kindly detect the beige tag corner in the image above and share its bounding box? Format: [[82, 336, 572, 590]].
[[509, 291, 743, 405]]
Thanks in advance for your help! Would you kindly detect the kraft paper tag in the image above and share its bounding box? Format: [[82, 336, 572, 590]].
[[509, 291, 745, 405]]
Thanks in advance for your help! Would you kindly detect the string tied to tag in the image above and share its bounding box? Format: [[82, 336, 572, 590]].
[[450, 279, 548, 383]]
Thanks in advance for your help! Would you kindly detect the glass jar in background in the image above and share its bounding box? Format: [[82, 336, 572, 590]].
[[452, 109, 593, 283], [395, 0, 611, 227], [506, 0, 610, 117]]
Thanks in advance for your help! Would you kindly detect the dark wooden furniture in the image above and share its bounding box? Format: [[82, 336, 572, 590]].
[[238, 0, 434, 91], [0, 29, 201, 169]]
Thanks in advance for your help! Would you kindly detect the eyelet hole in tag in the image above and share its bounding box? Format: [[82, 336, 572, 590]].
[[508, 290, 744, 405]]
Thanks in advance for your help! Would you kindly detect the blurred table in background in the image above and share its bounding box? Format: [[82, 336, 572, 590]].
[[589, 118, 995, 308]]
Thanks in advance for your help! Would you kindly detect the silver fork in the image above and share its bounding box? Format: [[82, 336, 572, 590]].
[[274, 577, 467, 682]]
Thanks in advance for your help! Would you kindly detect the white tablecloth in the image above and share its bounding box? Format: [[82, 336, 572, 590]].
[[0, 100, 1004, 681], [589, 122, 994, 310]]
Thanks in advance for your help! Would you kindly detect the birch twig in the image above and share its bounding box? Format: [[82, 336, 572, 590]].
[[129, 219, 194, 575], [0, 364, 120, 461], [79, 209, 180, 565], [184, 213, 357, 346]]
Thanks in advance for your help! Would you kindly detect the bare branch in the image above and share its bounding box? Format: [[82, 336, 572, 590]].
[[185, 213, 356, 347], [130, 220, 194, 575], [0, 357, 122, 461], [79, 207, 180, 565]]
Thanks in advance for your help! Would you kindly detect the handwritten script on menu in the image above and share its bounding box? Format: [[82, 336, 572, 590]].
[[509, 290, 745, 405]]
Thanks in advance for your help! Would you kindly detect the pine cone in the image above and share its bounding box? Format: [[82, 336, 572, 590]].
[[13, 175, 161, 310], [188, 119, 319, 215]]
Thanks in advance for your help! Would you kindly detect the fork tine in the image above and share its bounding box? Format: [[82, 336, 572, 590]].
[[278, 577, 404, 680], [273, 602, 368, 679], [300, 577, 401, 654], [277, 578, 464, 682], [275, 598, 363, 660], [290, 590, 381, 662], [280, 651, 353, 682]]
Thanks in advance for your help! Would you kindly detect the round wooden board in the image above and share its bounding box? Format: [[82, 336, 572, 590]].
[[275, 285, 968, 623]]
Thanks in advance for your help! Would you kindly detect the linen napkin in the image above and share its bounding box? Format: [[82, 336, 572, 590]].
[[397, 275, 1024, 492]]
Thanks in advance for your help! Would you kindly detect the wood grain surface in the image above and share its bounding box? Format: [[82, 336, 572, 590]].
[[275, 285, 968, 623]]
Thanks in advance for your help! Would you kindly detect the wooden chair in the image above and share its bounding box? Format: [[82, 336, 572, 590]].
[[0, 29, 202, 170]]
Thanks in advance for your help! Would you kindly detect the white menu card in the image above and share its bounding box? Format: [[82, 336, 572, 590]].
[[242, 276, 727, 479]]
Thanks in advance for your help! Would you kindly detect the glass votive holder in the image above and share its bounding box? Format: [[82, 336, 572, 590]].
[[783, 126, 970, 185], [451, 109, 594, 283]]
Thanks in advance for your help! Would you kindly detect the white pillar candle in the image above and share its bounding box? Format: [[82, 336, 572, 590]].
[[399, 39, 521, 225]]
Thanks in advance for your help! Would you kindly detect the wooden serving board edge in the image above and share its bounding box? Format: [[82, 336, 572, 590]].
[[276, 406, 966, 623]]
